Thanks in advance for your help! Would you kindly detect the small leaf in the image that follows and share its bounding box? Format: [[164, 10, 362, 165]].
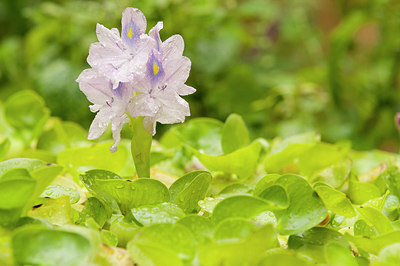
[[109, 215, 140, 247], [130, 203, 185, 226], [40, 185, 80, 204], [212, 195, 273, 224], [221, 113, 250, 154], [344, 231, 400, 255], [128, 223, 196, 264], [29, 196, 74, 226], [199, 224, 278, 266], [357, 206, 394, 235], [213, 218, 255, 243], [177, 215, 214, 244], [12, 225, 93, 265], [348, 176, 382, 205], [170, 171, 212, 213], [258, 249, 313, 266], [314, 183, 356, 217], [274, 174, 327, 235], [78, 197, 111, 228], [324, 241, 358, 266], [193, 141, 261, 179], [95, 178, 170, 214], [58, 142, 129, 178], [374, 243, 400, 265], [160, 118, 224, 155]]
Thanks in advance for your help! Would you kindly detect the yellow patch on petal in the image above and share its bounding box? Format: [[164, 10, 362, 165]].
[[153, 61, 159, 75], [128, 27, 133, 39]]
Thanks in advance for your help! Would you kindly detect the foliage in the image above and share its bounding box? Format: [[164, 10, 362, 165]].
[[1, 0, 399, 150], [1, 90, 400, 265]]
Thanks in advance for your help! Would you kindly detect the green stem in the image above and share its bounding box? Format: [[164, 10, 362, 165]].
[[130, 116, 152, 178]]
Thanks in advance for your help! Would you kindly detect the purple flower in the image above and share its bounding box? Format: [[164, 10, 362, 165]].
[[87, 8, 153, 89], [130, 22, 196, 135], [77, 69, 134, 152], [77, 7, 195, 151]]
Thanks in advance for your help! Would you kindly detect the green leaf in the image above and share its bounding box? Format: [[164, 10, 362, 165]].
[[219, 183, 252, 196], [193, 141, 261, 179], [177, 215, 214, 244], [58, 142, 129, 178], [128, 241, 183, 266], [170, 171, 212, 213], [288, 227, 344, 263], [40, 185, 80, 204], [130, 203, 185, 226], [100, 230, 118, 247], [199, 224, 278, 266], [314, 183, 356, 217], [0, 158, 46, 176], [324, 241, 358, 266], [380, 167, 400, 199], [212, 195, 284, 224], [80, 170, 122, 212], [37, 119, 88, 154], [258, 249, 313, 266], [213, 218, 255, 243], [312, 159, 352, 188], [374, 243, 400, 265], [253, 174, 281, 196], [354, 219, 377, 237], [4, 90, 50, 142], [0, 169, 35, 209], [12, 225, 93, 265], [0, 138, 10, 160], [357, 206, 394, 235], [297, 142, 349, 177], [29, 196, 74, 226], [94, 178, 170, 215], [78, 197, 111, 228], [344, 231, 400, 255], [160, 118, 224, 155], [274, 174, 327, 235], [258, 185, 289, 210], [81, 170, 170, 214], [109, 215, 140, 247], [128, 223, 196, 264], [348, 176, 382, 205], [221, 113, 250, 154], [264, 132, 319, 173]]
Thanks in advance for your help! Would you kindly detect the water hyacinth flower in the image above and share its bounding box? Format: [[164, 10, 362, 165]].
[[77, 7, 195, 153], [87, 8, 153, 89], [76, 69, 134, 152], [129, 22, 196, 135]]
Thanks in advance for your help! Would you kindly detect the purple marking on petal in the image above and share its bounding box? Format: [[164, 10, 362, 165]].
[[113, 82, 123, 98], [147, 52, 165, 85], [122, 21, 140, 48]]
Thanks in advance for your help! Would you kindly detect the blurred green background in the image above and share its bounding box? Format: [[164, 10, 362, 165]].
[[0, 0, 399, 151]]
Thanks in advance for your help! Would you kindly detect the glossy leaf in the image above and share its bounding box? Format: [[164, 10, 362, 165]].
[[130, 203, 185, 226], [12, 225, 93, 266], [170, 171, 212, 213], [274, 174, 327, 235], [58, 142, 129, 178], [128, 223, 196, 264], [193, 141, 261, 179], [314, 183, 356, 217], [177, 215, 214, 244], [345, 231, 400, 255], [199, 224, 278, 266], [221, 113, 250, 154]]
